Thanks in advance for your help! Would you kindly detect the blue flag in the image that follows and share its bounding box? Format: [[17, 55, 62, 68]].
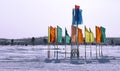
[[72, 8, 83, 25]]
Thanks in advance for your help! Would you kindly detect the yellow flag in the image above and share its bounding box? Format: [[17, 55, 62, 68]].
[[78, 28, 83, 44], [89, 28, 94, 43], [48, 26, 50, 43], [71, 25, 77, 43], [85, 26, 90, 43]]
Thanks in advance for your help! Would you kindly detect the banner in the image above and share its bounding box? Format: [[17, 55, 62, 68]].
[[71, 25, 77, 43], [89, 28, 94, 43], [78, 27, 83, 43], [57, 26, 62, 43], [100, 26, 106, 43], [85, 26, 90, 43], [96, 26, 101, 43], [50, 26, 56, 43], [72, 5, 83, 25], [65, 28, 70, 44]]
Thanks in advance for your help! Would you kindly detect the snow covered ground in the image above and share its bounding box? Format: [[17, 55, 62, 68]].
[[0, 45, 120, 71]]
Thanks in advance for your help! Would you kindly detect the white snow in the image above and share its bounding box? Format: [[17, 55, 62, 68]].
[[0, 45, 120, 71]]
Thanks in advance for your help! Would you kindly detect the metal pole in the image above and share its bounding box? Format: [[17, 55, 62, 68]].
[[57, 43, 58, 59], [76, 24, 79, 58], [101, 45, 103, 56], [96, 44, 98, 59], [90, 43, 92, 58], [65, 44, 66, 59], [48, 44, 50, 59], [70, 43, 72, 59], [54, 44, 55, 58], [84, 26, 86, 60], [99, 44, 101, 56]]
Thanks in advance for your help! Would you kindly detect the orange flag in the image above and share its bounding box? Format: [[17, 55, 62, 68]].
[[71, 25, 77, 43], [55, 27, 57, 42], [96, 26, 101, 43], [78, 28, 83, 44], [50, 26, 56, 43]]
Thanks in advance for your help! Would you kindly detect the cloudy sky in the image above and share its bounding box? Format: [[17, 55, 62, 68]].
[[0, 0, 120, 39]]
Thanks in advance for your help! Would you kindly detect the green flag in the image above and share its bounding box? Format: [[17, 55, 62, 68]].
[[100, 26, 106, 43], [65, 28, 70, 44], [57, 26, 62, 43]]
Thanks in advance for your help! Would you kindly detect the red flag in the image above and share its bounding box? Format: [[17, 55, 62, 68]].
[[75, 5, 80, 9]]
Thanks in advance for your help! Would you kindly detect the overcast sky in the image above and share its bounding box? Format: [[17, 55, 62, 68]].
[[0, 0, 120, 39]]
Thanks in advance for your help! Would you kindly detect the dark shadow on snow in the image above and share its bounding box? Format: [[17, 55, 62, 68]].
[[44, 58, 61, 63], [97, 56, 111, 63], [98, 58, 110, 63], [44, 56, 117, 64], [85, 60, 92, 64], [70, 58, 84, 65], [54, 59, 61, 63], [44, 58, 53, 63]]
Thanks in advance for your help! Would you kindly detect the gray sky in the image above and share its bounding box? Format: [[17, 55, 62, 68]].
[[0, 0, 120, 39]]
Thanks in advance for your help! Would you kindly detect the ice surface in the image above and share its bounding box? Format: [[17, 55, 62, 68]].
[[0, 45, 120, 71]]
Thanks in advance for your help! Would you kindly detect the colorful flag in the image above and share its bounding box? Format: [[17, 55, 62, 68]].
[[75, 5, 80, 9], [50, 26, 56, 43], [96, 26, 101, 43], [78, 27, 83, 44], [55, 27, 57, 42], [89, 28, 94, 43], [85, 26, 90, 43], [72, 9, 76, 25], [72, 5, 83, 25], [100, 26, 106, 43], [65, 28, 70, 44], [71, 25, 77, 43], [48, 26, 50, 43], [57, 26, 62, 43]]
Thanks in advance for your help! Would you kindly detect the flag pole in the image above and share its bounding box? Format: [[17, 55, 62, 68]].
[[65, 29, 66, 59], [101, 44, 103, 56], [56, 26, 58, 59], [85, 43, 86, 61], [70, 41, 74, 59], [54, 43, 56, 58], [99, 44, 101, 56], [54, 28, 57, 59], [90, 43, 92, 58], [85, 43, 86, 60], [57, 42, 58, 59], [70, 43, 72, 59], [65, 43, 66, 59], [96, 44, 97, 59], [48, 26, 50, 59], [84, 26, 86, 60], [76, 24, 79, 59], [48, 43, 50, 59]]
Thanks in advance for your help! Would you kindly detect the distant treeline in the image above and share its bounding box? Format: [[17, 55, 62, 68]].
[[0, 37, 119, 46]]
